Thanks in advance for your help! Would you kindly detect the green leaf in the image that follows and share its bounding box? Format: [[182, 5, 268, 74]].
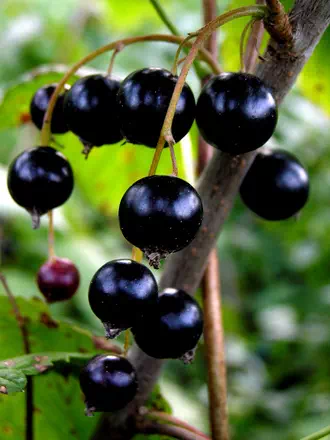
[[0, 352, 94, 393], [0, 64, 98, 131], [145, 384, 172, 414]]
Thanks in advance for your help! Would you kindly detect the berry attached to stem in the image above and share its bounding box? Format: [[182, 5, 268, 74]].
[[79, 355, 138, 415], [37, 257, 80, 303], [240, 149, 310, 220], [88, 259, 158, 338], [119, 175, 203, 268], [132, 288, 204, 362], [7, 147, 74, 228]]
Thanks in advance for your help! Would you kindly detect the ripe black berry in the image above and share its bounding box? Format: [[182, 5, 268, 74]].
[[240, 149, 309, 220], [37, 257, 80, 303], [132, 288, 203, 362], [88, 259, 158, 339], [30, 84, 69, 134], [64, 74, 123, 149], [79, 355, 138, 415], [119, 175, 203, 268], [117, 68, 196, 148], [196, 72, 278, 154], [7, 146, 74, 228]]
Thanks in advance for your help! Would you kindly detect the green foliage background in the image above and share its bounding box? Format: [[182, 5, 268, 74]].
[[0, 0, 330, 439]]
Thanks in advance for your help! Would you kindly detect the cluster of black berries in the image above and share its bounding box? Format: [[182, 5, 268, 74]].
[[6, 66, 310, 415]]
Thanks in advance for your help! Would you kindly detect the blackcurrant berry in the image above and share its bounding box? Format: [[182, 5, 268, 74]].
[[30, 84, 69, 134], [37, 257, 80, 303], [64, 74, 123, 148], [7, 146, 74, 228], [79, 355, 138, 415], [239, 149, 309, 220], [196, 72, 278, 154], [132, 288, 203, 362], [88, 259, 158, 339], [119, 175, 203, 268], [117, 68, 196, 148]]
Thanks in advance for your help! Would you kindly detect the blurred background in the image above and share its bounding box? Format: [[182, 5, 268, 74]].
[[0, 0, 330, 439]]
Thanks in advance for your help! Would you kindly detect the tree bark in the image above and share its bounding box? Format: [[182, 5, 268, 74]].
[[92, 1, 330, 438]]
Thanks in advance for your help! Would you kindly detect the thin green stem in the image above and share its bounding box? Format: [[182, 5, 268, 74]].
[[148, 4, 269, 177], [40, 34, 221, 147], [149, 0, 180, 35], [300, 426, 330, 440]]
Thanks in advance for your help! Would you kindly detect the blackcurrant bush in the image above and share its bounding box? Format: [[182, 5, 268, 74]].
[[37, 257, 80, 303], [64, 74, 123, 149], [30, 84, 69, 134], [117, 68, 196, 148], [196, 72, 278, 154], [88, 259, 158, 339], [239, 149, 309, 220], [7, 146, 74, 228], [119, 175, 203, 268], [79, 355, 138, 415], [132, 288, 203, 362]]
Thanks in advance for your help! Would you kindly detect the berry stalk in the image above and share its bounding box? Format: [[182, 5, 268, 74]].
[[47, 211, 56, 260], [39, 34, 221, 147], [147, 4, 269, 177]]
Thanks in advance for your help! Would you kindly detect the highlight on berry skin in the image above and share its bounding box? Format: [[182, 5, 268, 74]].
[[37, 257, 80, 303], [7, 146, 74, 229], [79, 354, 138, 416], [119, 175, 204, 268], [88, 259, 158, 339], [240, 148, 310, 221], [132, 287, 204, 363]]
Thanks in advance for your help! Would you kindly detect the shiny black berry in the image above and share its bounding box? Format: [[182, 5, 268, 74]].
[[7, 146, 74, 228], [196, 72, 278, 154], [117, 68, 196, 148], [88, 259, 158, 339], [30, 84, 69, 134], [133, 288, 203, 362], [37, 257, 80, 303], [240, 149, 309, 220], [79, 355, 138, 415], [64, 74, 123, 149], [119, 175, 203, 268]]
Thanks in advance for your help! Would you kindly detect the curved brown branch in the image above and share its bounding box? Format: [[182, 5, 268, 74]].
[[138, 420, 209, 440], [264, 0, 293, 45], [93, 1, 330, 438]]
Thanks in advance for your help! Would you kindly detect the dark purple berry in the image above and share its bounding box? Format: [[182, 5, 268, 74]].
[[79, 355, 138, 415], [37, 257, 80, 303], [7, 146, 74, 228], [30, 84, 69, 134], [64, 74, 123, 148], [240, 149, 310, 220], [119, 175, 203, 268], [117, 68, 196, 148], [88, 259, 158, 339], [132, 288, 203, 362], [196, 72, 278, 154]]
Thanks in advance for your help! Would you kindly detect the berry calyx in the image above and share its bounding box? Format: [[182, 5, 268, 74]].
[[117, 68, 196, 148], [88, 259, 158, 339], [7, 146, 74, 228], [30, 84, 69, 134], [64, 74, 123, 150], [79, 355, 138, 415], [119, 175, 203, 268], [37, 257, 80, 303], [196, 72, 278, 154], [132, 288, 203, 362], [239, 149, 310, 220]]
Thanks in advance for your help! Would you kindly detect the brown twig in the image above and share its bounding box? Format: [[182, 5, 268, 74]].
[[264, 0, 293, 45], [146, 410, 210, 440], [244, 0, 266, 73], [202, 250, 228, 440], [0, 273, 33, 440], [139, 419, 210, 440]]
